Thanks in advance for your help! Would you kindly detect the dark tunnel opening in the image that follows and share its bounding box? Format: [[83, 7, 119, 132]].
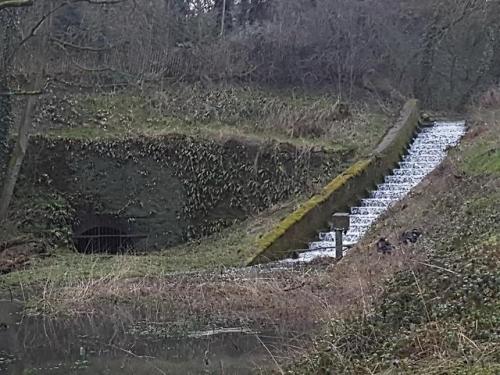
[[73, 226, 140, 254]]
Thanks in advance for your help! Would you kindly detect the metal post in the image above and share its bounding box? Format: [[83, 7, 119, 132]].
[[332, 212, 349, 260], [335, 229, 343, 259]]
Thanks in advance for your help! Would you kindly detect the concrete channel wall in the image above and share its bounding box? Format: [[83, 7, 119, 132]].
[[247, 99, 420, 265]]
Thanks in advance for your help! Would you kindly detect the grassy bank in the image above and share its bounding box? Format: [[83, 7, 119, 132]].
[[38, 84, 391, 155], [290, 108, 500, 373], [0, 197, 301, 291], [1, 85, 394, 289]]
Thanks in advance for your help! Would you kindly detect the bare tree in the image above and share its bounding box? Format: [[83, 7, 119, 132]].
[[0, 0, 48, 222], [0, 0, 130, 222]]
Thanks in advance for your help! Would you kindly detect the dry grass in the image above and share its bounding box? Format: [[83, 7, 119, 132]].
[[479, 86, 500, 108], [38, 86, 392, 155], [5, 94, 498, 373], [25, 234, 424, 336], [289, 108, 499, 373]]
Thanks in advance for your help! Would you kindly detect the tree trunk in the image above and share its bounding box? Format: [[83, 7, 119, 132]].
[[215, 0, 232, 35], [0, 71, 42, 222], [238, 0, 249, 26], [0, 1, 47, 222], [0, 79, 12, 174], [0, 9, 15, 177]]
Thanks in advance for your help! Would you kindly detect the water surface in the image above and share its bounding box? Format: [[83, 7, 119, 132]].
[[0, 300, 283, 375]]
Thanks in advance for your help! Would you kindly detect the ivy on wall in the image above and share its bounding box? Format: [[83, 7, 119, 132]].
[[24, 135, 346, 242]]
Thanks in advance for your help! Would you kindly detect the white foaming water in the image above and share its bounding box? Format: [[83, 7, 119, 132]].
[[284, 121, 466, 263]]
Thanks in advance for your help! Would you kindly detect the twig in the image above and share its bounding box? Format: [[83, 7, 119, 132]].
[[412, 260, 460, 275], [458, 331, 481, 351], [106, 343, 167, 375], [16, 3, 67, 49], [9, 0, 129, 61], [107, 343, 155, 360], [255, 334, 284, 375], [282, 281, 305, 292], [50, 37, 115, 52]]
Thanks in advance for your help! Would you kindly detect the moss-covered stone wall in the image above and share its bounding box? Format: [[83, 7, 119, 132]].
[[22, 134, 346, 250], [248, 99, 420, 264]]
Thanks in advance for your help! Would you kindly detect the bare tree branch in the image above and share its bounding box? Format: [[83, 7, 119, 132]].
[[0, 0, 33, 10], [50, 36, 115, 52], [8, 0, 129, 61], [0, 90, 43, 96], [16, 2, 67, 49]]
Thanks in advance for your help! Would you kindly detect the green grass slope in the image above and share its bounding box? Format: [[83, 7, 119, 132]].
[[37, 85, 391, 156]]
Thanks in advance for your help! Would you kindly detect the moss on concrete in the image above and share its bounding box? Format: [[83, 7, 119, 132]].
[[248, 159, 372, 264], [248, 100, 420, 265]]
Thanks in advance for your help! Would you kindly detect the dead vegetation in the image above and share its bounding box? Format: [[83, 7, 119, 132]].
[[288, 107, 500, 373], [3, 106, 498, 374], [0, 237, 46, 274], [34, 85, 390, 155], [1, 1, 500, 373], [9, 214, 428, 337], [479, 85, 500, 109]]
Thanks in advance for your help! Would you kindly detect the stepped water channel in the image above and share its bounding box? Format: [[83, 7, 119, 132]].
[[0, 121, 467, 374], [286, 121, 467, 263]]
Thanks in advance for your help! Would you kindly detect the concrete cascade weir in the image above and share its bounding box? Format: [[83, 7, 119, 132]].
[[284, 121, 466, 263]]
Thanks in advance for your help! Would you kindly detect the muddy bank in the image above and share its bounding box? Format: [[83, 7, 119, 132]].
[[9, 235, 425, 340], [0, 236, 425, 373]]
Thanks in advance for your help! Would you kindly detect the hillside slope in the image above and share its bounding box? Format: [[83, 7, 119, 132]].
[[291, 108, 500, 374]]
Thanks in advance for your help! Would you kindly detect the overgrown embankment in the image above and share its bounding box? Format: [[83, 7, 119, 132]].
[[249, 99, 419, 264], [22, 134, 345, 248], [3, 109, 498, 374], [1, 85, 393, 268], [27, 86, 392, 236], [36, 85, 391, 153], [290, 109, 500, 374]]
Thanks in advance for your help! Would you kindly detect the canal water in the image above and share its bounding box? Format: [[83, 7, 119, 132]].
[[0, 300, 284, 375]]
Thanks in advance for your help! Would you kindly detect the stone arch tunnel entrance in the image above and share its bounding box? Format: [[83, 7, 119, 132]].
[[72, 214, 146, 254]]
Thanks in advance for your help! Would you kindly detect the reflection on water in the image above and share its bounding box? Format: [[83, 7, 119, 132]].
[[0, 300, 283, 374]]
